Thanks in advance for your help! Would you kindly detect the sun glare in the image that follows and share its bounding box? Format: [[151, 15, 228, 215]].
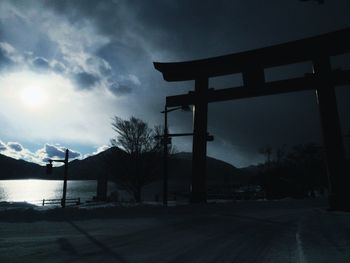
[[0, 69, 116, 145], [0, 70, 62, 110], [20, 86, 47, 108]]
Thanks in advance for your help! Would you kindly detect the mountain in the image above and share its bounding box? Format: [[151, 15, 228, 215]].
[[53, 147, 127, 180], [0, 148, 253, 187], [141, 152, 253, 197], [168, 152, 250, 184], [62, 149, 251, 183], [0, 154, 44, 179]]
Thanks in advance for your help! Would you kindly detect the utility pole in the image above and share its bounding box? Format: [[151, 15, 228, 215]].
[[163, 105, 169, 207], [160, 105, 212, 206], [46, 149, 70, 208], [62, 149, 69, 208]]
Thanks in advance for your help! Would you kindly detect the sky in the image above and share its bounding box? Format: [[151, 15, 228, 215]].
[[0, 0, 350, 167]]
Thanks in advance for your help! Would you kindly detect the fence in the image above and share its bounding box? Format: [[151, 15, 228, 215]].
[[41, 198, 81, 207]]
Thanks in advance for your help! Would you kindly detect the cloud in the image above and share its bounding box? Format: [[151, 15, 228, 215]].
[[51, 60, 66, 73], [0, 70, 125, 146], [0, 140, 114, 166], [94, 144, 110, 154], [0, 43, 113, 93], [109, 83, 132, 96], [0, 141, 40, 164], [83, 144, 110, 158], [86, 56, 112, 76], [37, 144, 81, 162], [0, 140, 7, 151], [1, 0, 349, 167], [0, 42, 16, 69], [0, 2, 116, 94], [72, 71, 100, 90], [119, 74, 141, 86], [107, 74, 141, 96], [0, 140, 83, 164], [7, 142, 23, 152], [32, 56, 50, 71]]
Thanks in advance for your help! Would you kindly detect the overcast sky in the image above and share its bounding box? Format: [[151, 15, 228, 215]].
[[0, 0, 350, 167]]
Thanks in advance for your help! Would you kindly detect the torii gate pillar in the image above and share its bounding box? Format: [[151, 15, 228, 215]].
[[313, 57, 348, 210], [191, 78, 209, 203]]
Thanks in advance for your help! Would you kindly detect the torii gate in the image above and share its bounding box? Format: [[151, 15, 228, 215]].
[[154, 27, 350, 210]]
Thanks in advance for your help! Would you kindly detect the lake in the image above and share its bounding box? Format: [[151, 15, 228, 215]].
[[0, 179, 117, 205]]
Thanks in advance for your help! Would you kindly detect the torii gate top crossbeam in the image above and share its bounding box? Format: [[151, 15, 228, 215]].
[[154, 27, 350, 81]]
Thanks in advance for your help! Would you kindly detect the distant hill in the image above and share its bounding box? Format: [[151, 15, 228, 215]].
[[142, 152, 253, 197], [53, 147, 127, 180], [0, 148, 254, 188], [169, 152, 251, 184], [0, 154, 44, 179]]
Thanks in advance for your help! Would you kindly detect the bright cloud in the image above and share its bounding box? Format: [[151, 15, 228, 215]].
[[82, 144, 111, 159], [0, 1, 144, 152], [0, 140, 7, 151], [0, 141, 43, 164], [0, 70, 130, 146], [36, 144, 81, 163], [0, 1, 139, 95], [0, 140, 86, 165]]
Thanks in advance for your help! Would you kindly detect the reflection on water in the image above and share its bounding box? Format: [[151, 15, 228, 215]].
[[0, 179, 115, 205]]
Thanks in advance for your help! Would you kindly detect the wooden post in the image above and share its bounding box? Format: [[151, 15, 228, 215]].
[[191, 78, 209, 203], [313, 56, 349, 210]]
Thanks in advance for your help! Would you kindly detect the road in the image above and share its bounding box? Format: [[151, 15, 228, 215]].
[[0, 199, 349, 262]]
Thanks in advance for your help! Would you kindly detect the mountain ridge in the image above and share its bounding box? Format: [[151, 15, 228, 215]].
[[0, 149, 253, 185]]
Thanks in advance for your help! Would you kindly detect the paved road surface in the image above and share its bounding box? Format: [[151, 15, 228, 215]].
[[0, 199, 349, 262]]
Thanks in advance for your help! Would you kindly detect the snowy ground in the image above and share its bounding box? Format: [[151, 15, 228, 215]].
[[0, 198, 349, 262]]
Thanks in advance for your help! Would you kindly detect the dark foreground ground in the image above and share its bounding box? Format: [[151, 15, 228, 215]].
[[0, 198, 349, 263]]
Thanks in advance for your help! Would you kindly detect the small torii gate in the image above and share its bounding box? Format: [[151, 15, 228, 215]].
[[154, 27, 350, 210]]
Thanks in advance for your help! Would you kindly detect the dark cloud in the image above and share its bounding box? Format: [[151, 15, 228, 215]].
[[2, 0, 350, 166], [7, 142, 23, 152], [44, 144, 81, 160], [0, 141, 6, 151], [44, 0, 350, 166], [73, 72, 99, 89], [0, 43, 14, 69], [67, 149, 81, 159], [86, 57, 112, 76], [0, 49, 12, 68], [52, 60, 66, 73], [46, 0, 350, 61], [108, 73, 141, 96], [109, 83, 132, 96], [32, 56, 50, 70]]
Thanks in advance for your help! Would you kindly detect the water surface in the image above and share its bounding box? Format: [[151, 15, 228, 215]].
[[0, 179, 115, 205]]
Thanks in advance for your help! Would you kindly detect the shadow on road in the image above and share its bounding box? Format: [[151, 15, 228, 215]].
[[67, 220, 130, 263], [56, 237, 78, 256]]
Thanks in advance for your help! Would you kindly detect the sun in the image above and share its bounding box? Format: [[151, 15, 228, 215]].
[[20, 86, 48, 108]]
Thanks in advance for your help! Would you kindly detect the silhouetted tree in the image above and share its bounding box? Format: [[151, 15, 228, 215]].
[[284, 143, 327, 197], [258, 143, 327, 199], [110, 116, 163, 202], [258, 145, 272, 166]]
